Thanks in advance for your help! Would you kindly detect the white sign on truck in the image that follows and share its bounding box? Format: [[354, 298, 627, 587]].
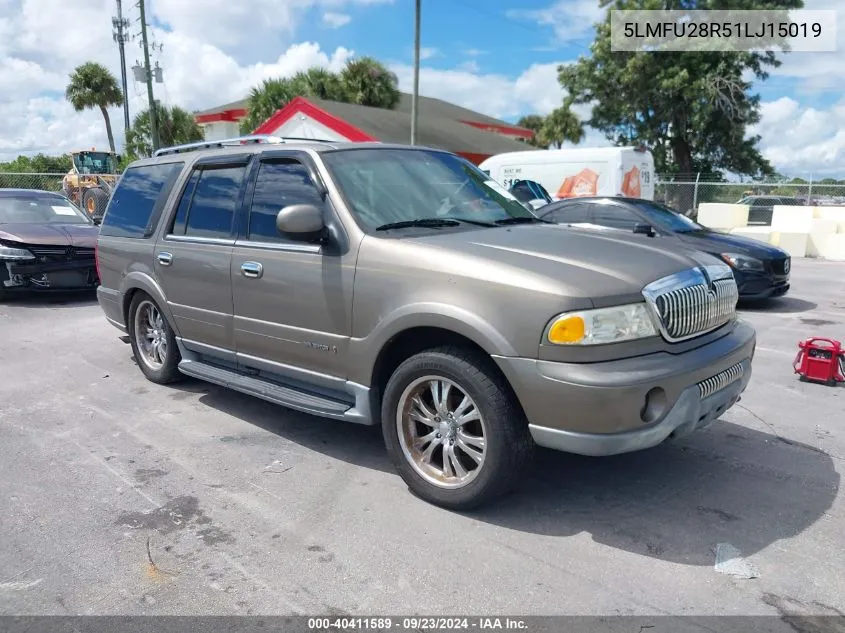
[[478, 146, 655, 202]]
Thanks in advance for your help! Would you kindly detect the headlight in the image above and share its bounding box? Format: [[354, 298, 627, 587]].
[[720, 252, 764, 272], [0, 245, 35, 260], [546, 303, 658, 345]]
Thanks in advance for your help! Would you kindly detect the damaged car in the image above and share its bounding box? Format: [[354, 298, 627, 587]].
[[0, 189, 100, 300]]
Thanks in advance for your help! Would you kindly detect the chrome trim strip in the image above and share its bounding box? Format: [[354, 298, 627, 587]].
[[233, 240, 322, 254], [697, 362, 744, 399], [163, 235, 235, 246]]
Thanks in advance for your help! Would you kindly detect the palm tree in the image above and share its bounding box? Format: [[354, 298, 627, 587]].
[[65, 62, 124, 161], [240, 78, 301, 133], [516, 115, 547, 147], [125, 103, 204, 159], [539, 106, 584, 148], [339, 57, 401, 108]]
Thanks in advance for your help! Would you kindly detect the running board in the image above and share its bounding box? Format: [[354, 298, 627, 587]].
[[178, 359, 353, 418]]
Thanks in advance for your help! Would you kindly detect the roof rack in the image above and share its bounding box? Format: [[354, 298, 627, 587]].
[[153, 134, 335, 157]]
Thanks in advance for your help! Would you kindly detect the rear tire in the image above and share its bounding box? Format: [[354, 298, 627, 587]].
[[381, 346, 534, 510], [128, 293, 182, 384]]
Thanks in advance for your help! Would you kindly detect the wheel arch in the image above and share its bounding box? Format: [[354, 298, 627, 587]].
[[120, 271, 181, 337], [367, 323, 522, 427]]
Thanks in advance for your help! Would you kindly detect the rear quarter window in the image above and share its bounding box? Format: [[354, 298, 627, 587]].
[[100, 162, 184, 238]]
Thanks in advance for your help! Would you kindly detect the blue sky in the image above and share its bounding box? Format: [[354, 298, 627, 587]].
[[2, 0, 844, 177]]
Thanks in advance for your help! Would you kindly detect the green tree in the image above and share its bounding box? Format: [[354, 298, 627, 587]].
[[339, 56, 401, 108], [558, 0, 797, 180], [516, 115, 547, 147], [125, 103, 204, 159], [65, 62, 124, 162], [0, 153, 72, 173], [538, 106, 584, 148], [240, 57, 401, 134]]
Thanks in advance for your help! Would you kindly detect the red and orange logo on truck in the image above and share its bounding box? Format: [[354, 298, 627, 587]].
[[622, 166, 641, 197], [557, 168, 599, 198]]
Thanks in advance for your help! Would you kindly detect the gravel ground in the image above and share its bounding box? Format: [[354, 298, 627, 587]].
[[0, 258, 843, 618]]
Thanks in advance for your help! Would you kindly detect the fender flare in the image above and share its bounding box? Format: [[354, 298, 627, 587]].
[[119, 271, 182, 337]]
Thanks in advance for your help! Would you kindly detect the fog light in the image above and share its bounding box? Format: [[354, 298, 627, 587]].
[[640, 387, 667, 423]]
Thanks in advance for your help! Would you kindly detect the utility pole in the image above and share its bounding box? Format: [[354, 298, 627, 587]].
[[410, 0, 421, 145], [112, 0, 131, 137], [138, 0, 159, 151]]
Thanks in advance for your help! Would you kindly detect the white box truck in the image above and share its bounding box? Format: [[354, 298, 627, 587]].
[[478, 146, 655, 203]]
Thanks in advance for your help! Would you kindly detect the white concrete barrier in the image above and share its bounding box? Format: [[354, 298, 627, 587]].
[[771, 205, 815, 233], [807, 219, 840, 257], [697, 203, 749, 230], [770, 231, 809, 257], [816, 234, 845, 261], [813, 206, 845, 223]]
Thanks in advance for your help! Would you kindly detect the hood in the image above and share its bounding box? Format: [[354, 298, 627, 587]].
[[675, 228, 787, 259], [0, 223, 99, 248], [414, 223, 725, 308]]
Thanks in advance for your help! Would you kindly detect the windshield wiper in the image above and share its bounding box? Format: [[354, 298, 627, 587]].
[[375, 218, 461, 231], [494, 216, 553, 225], [376, 217, 499, 231]]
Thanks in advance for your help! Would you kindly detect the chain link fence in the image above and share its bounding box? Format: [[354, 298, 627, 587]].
[[656, 174, 845, 224], [0, 172, 73, 193]]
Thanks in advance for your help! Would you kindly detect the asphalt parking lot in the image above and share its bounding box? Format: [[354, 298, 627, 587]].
[[1, 259, 843, 618]]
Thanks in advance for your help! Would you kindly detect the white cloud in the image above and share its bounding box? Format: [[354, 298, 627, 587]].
[[770, 0, 845, 96], [322, 11, 351, 28], [419, 47, 439, 60], [0, 0, 355, 160], [751, 97, 845, 177], [458, 60, 480, 73], [391, 61, 568, 120], [507, 0, 605, 45], [463, 48, 488, 57]]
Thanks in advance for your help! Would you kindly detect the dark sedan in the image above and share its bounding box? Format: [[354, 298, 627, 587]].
[[0, 189, 100, 300], [539, 196, 791, 301]]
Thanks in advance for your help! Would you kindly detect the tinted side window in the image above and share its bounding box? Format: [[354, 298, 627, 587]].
[[543, 202, 592, 224], [248, 160, 324, 242], [509, 181, 536, 203], [592, 204, 639, 230], [181, 166, 246, 239], [100, 162, 183, 238], [169, 171, 200, 236]]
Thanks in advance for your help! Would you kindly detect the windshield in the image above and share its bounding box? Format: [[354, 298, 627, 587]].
[[0, 193, 91, 225], [628, 199, 703, 233], [321, 148, 536, 231], [73, 152, 116, 175]]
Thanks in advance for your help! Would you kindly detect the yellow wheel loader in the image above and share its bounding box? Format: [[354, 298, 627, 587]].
[[62, 149, 119, 222]]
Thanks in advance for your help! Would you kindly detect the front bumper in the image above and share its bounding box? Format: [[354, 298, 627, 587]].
[[3, 259, 98, 291], [493, 320, 756, 457]]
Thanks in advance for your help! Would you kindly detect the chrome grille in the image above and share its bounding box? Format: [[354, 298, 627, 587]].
[[697, 362, 744, 399], [643, 265, 738, 342]]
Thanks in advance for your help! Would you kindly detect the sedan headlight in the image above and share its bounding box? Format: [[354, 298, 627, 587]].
[[720, 252, 764, 272], [0, 244, 35, 260], [546, 303, 658, 345]]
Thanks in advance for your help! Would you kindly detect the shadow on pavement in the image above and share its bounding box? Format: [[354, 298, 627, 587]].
[[0, 289, 97, 309], [739, 296, 818, 314], [192, 385, 839, 567]]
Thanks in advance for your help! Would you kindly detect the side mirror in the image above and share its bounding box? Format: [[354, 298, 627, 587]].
[[633, 223, 655, 237], [276, 204, 326, 242]]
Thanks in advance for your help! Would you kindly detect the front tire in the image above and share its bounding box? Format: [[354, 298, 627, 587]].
[[381, 346, 533, 510], [128, 293, 182, 384], [82, 187, 109, 221]]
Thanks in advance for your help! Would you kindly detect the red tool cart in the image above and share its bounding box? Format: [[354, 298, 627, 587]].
[[793, 337, 845, 386]]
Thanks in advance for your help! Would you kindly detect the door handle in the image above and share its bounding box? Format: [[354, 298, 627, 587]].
[[241, 261, 263, 279], [157, 252, 173, 266]]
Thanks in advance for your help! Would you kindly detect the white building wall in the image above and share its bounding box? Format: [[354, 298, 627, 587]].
[[267, 114, 350, 141], [201, 121, 241, 141]]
